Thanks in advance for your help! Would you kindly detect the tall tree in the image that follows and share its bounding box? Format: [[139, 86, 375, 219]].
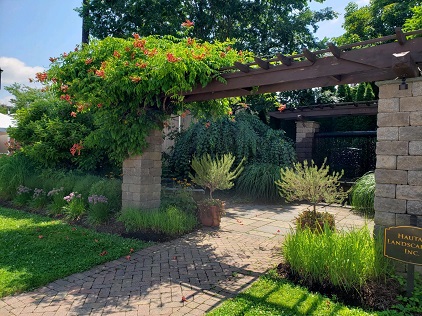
[[336, 0, 421, 44], [77, 0, 336, 55]]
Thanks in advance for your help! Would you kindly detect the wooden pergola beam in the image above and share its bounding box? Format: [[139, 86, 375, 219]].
[[276, 53, 292, 66], [254, 57, 270, 70], [395, 27, 407, 45], [392, 51, 419, 78], [269, 103, 378, 120], [302, 48, 317, 63], [183, 37, 422, 102]]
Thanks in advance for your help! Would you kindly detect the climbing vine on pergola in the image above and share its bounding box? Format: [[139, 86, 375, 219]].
[[42, 28, 252, 162]]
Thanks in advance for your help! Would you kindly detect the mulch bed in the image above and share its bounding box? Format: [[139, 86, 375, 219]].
[[276, 262, 402, 311]]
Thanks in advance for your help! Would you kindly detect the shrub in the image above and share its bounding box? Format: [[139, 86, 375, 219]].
[[118, 205, 198, 236], [161, 186, 197, 214], [167, 112, 296, 179], [295, 209, 335, 232], [72, 174, 102, 199], [350, 172, 375, 215], [236, 163, 282, 201], [13, 185, 32, 206], [30, 188, 49, 210], [283, 225, 392, 292], [276, 159, 347, 229]]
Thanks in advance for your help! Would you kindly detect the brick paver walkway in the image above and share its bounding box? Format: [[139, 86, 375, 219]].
[[0, 203, 372, 316]]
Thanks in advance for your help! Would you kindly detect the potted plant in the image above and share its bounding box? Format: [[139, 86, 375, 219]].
[[189, 153, 244, 227]]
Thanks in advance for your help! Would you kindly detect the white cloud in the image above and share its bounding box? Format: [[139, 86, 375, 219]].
[[0, 57, 44, 106], [356, 0, 370, 6], [0, 95, 12, 107], [0, 57, 44, 86]]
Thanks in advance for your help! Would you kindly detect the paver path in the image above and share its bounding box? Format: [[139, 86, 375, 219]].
[[0, 204, 372, 316]]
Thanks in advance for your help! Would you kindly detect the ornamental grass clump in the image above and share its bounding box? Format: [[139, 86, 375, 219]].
[[283, 225, 392, 292], [236, 163, 283, 202], [118, 205, 198, 236], [350, 172, 375, 215], [87, 194, 110, 225]]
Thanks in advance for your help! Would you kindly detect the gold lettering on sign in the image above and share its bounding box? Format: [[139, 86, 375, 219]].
[[387, 239, 422, 249], [404, 249, 419, 256], [397, 233, 422, 242]]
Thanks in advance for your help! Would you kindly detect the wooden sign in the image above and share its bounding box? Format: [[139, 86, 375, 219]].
[[384, 226, 422, 266]]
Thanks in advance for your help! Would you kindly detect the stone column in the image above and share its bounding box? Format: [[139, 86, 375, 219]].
[[122, 130, 163, 209], [296, 121, 319, 162], [375, 78, 422, 273]]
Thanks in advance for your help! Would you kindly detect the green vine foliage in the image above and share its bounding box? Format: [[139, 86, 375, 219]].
[[166, 112, 296, 179], [44, 32, 252, 162]]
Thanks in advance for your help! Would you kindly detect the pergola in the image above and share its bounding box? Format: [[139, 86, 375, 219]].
[[183, 28, 422, 102]]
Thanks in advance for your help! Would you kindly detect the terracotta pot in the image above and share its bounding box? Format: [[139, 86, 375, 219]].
[[199, 205, 222, 227]]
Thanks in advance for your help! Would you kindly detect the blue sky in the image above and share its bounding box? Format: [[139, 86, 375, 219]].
[[0, 0, 369, 106]]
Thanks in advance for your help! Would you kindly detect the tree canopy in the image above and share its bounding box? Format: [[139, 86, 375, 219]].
[[78, 0, 336, 55], [335, 0, 421, 44]]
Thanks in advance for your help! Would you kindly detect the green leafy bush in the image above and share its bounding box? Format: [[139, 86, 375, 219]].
[[350, 172, 375, 215], [167, 112, 296, 179], [161, 187, 197, 214], [295, 209, 335, 232], [87, 194, 110, 225], [6, 85, 114, 172], [118, 205, 198, 236], [236, 163, 282, 201], [283, 225, 392, 292]]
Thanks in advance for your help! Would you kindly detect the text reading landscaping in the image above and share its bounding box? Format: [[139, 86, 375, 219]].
[[384, 226, 422, 265]]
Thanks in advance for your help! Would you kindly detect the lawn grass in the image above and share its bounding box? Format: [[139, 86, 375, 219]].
[[0, 207, 150, 298], [207, 270, 381, 316]]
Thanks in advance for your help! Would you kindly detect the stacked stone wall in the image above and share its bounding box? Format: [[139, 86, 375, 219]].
[[375, 78, 422, 273], [296, 121, 319, 162], [122, 130, 163, 209]]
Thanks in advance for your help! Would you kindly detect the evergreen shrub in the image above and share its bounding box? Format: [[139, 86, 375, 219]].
[[167, 112, 296, 179]]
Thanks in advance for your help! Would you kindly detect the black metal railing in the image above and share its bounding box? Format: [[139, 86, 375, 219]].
[[313, 131, 376, 181]]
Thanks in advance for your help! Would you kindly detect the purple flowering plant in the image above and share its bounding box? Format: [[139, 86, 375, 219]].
[[62, 191, 85, 220]]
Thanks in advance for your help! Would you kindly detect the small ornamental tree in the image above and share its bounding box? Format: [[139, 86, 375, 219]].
[[190, 154, 245, 200], [275, 159, 348, 231], [42, 27, 252, 162]]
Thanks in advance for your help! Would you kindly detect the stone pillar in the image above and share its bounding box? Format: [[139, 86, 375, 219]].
[[375, 78, 422, 273], [122, 130, 163, 209], [296, 121, 319, 162]]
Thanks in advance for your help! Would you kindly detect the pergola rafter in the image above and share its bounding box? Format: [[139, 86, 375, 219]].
[[183, 28, 422, 103]]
